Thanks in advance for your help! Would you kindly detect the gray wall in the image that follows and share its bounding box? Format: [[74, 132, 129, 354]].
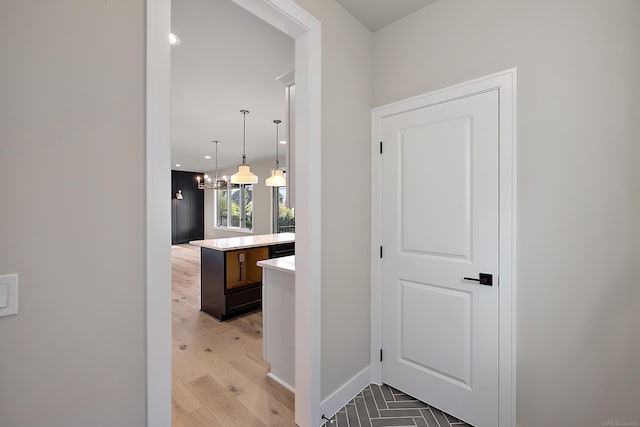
[[2, 1, 636, 425], [631, 3, 640, 414], [373, 0, 639, 425], [203, 158, 275, 239], [0, 1, 146, 426], [292, 0, 374, 401]]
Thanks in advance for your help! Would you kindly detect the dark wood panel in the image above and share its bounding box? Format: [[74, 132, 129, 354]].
[[201, 247, 226, 319], [225, 287, 262, 315], [191, 173, 205, 240], [171, 170, 205, 244]]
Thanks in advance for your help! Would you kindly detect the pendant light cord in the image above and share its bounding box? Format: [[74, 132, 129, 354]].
[[273, 119, 282, 169], [213, 140, 219, 182], [242, 110, 248, 165], [275, 121, 280, 168]]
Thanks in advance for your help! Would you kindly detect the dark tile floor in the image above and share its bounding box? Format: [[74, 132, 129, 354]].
[[325, 384, 471, 427]]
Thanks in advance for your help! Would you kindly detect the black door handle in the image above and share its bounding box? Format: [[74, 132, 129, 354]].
[[463, 273, 493, 286]]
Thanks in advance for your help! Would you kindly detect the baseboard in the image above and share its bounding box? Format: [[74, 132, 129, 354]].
[[267, 372, 295, 393], [319, 365, 371, 423]]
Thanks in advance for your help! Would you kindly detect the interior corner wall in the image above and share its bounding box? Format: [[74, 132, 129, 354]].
[[292, 0, 374, 402], [373, 0, 639, 425], [204, 158, 275, 239], [0, 1, 147, 426]]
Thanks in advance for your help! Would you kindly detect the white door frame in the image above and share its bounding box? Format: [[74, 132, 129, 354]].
[[370, 69, 517, 426], [145, 1, 322, 426]]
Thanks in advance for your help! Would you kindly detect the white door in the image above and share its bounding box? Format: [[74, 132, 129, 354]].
[[381, 90, 499, 427]]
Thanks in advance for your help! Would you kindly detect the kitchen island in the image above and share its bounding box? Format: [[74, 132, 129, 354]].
[[190, 233, 294, 321], [257, 255, 295, 391]]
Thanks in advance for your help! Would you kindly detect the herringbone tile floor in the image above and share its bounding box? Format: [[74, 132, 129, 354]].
[[325, 384, 472, 427]]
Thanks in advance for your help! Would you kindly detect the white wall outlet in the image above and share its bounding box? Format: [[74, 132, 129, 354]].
[[0, 274, 19, 317]]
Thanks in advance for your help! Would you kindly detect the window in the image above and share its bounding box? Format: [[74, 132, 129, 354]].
[[216, 181, 253, 231], [273, 186, 294, 233]]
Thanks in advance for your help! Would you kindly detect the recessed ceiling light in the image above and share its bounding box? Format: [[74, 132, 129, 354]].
[[175, 164, 181, 167], [204, 155, 212, 159], [169, 33, 181, 46], [280, 140, 287, 145]]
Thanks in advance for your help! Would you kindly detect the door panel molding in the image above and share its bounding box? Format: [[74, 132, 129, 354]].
[[370, 69, 517, 426], [399, 116, 472, 259], [399, 280, 472, 387]]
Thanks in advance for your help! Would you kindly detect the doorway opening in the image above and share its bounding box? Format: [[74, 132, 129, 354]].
[[146, 0, 322, 426]]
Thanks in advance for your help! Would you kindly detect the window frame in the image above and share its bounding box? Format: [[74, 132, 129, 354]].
[[272, 185, 295, 234], [215, 180, 253, 233]]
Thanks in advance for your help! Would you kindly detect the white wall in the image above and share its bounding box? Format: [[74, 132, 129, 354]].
[[292, 0, 374, 401], [203, 158, 275, 239], [0, 1, 146, 426], [373, 0, 639, 425]]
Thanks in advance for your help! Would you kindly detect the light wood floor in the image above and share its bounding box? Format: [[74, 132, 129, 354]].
[[172, 244, 296, 427]]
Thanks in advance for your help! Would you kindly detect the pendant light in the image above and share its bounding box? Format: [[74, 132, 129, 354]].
[[197, 140, 222, 190], [230, 109, 258, 184], [266, 119, 286, 187]]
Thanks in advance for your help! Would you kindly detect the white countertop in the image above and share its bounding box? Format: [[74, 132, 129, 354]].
[[190, 233, 294, 251], [257, 255, 295, 274]]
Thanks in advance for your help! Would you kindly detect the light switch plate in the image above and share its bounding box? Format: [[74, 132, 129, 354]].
[[0, 274, 18, 317]]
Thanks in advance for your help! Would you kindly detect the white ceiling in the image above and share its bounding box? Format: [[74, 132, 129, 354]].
[[336, 0, 438, 32], [171, 0, 438, 172], [171, 0, 294, 173]]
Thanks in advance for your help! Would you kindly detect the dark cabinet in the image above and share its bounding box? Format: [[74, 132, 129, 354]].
[[201, 242, 294, 320], [269, 242, 295, 258]]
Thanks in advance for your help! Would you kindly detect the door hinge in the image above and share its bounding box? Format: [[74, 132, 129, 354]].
[[380, 349, 383, 362], [379, 246, 383, 258], [379, 141, 383, 154]]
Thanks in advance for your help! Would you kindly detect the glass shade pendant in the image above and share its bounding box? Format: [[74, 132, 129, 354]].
[[265, 168, 286, 187], [231, 110, 258, 184], [266, 119, 286, 187]]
